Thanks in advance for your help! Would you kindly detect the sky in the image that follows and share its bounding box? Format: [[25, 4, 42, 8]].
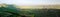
[[0, 0, 60, 5]]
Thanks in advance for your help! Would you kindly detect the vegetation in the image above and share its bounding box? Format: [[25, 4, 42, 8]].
[[0, 4, 20, 17], [0, 4, 60, 17]]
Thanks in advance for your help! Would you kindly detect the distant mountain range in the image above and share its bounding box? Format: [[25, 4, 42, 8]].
[[16, 4, 60, 9], [0, 4, 60, 9]]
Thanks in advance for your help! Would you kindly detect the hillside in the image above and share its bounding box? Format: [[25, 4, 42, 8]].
[[16, 5, 60, 9]]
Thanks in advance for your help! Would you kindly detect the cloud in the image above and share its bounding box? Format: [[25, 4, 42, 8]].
[[0, 0, 60, 5]]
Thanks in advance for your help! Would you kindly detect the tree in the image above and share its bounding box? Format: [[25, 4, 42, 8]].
[[0, 4, 20, 17]]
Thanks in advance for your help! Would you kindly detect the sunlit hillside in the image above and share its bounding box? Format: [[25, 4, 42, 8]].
[[16, 4, 60, 9], [16, 6, 43, 9]]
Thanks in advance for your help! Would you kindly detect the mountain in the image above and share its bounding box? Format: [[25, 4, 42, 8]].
[[16, 4, 60, 9]]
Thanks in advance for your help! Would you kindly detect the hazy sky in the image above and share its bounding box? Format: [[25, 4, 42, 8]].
[[0, 0, 60, 5]]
